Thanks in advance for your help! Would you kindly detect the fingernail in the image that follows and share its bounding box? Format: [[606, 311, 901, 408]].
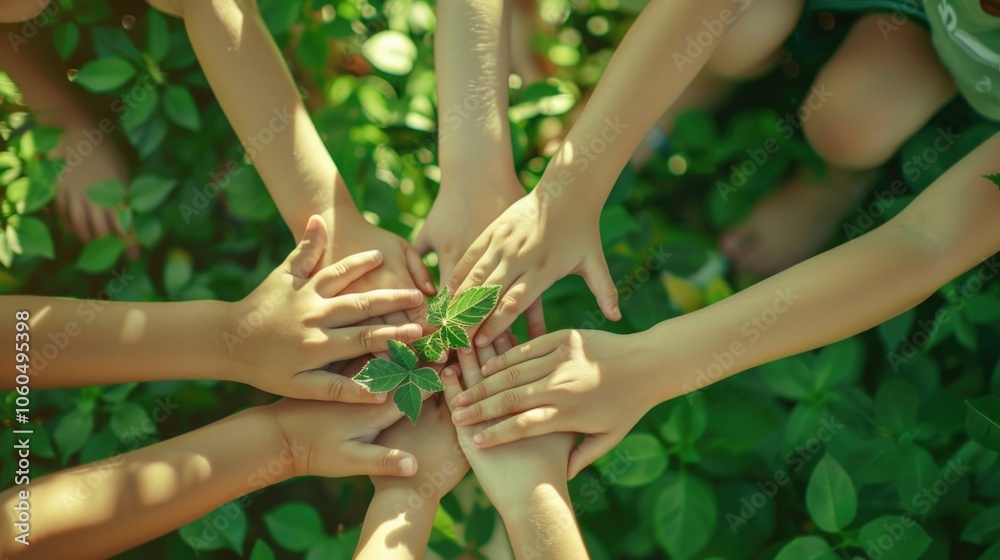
[[371, 250, 383, 262], [400, 456, 415, 475], [375, 392, 387, 402], [305, 217, 318, 232], [472, 433, 485, 446], [475, 334, 488, 347], [441, 367, 454, 377], [456, 392, 469, 406], [452, 409, 469, 423], [426, 281, 437, 293], [611, 305, 621, 319], [408, 290, 422, 300]]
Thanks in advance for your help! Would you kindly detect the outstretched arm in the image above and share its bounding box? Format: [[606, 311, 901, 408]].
[[445, 0, 754, 347], [0, 398, 417, 560], [455, 132, 1000, 476]]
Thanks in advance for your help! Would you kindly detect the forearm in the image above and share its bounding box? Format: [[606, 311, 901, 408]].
[[0, 407, 290, 559], [2, 296, 232, 389], [435, 0, 514, 177], [495, 480, 587, 559], [535, 0, 751, 210], [174, 0, 354, 232], [642, 132, 1000, 399], [355, 488, 438, 560]]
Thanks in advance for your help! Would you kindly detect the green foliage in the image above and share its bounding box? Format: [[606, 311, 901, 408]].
[[413, 284, 501, 361], [354, 340, 444, 422], [2, 1, 998, 559]]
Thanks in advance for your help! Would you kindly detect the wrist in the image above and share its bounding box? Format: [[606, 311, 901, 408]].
[[488, 465, 568, 515], [494, 478, 570, 519], [371, 485, 441, 515], [242, 405, 299, 484], [260, 401, 309, 480], [199, 300, 239, 381]]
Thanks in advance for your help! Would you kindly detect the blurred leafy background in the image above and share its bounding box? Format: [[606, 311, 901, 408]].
[[1, 0, 999, 558]]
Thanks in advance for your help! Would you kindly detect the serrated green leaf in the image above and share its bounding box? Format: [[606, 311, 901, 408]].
[[355, 359, 409, 392], [86, 179, 126, 207], [395, 383, 422, 424], [414, 333, 446, 362], [447, 285, 501, 325], [388, 339, 418, 370], [410, 368, 445, 392], [427, 285, 450, 325], [439, 322, 470, 349]]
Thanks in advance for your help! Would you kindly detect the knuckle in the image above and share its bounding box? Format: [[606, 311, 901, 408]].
[[355, 294, 371, 312], [515, 415, 531, 436], [327, 379, 346, 401], [499, 294, 519, 314], [501, 390, 520, 413], [378, 452, 392, 473], [359, 328, 375, 350], [505, 367, 520, 387]]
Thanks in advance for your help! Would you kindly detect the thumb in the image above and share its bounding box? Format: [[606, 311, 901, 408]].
[[412, 224, 431, 255], [581, 256, 621, 322], [341, 440, 417, 477], [286, 215, 328, 278], [567, 434, 617, 479], [290, 370, 388, 404]]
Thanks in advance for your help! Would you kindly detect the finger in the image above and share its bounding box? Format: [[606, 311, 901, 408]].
[[444, 234, 491, 294], [329, 324, 423, 361], [471, 407, 561, 448], [525, 298, 547, 339], [568, 434, 618, 479], [312, 250, 384, 296], [453, 384, 542, 426], [457, 350, 560, 407], [88, 206, 112, 240], [379, 311, 412, 327], [405, 244, 437, 296], [582, 255, 621, 322], [69, 198, 92, 242], [412, 223, 431, 255], [440, 365, 467, 410], [481, 333, 561, 377], [455, 347, 485, 387], [325, 289, 424, 326], [340, 440, 417, 477], [291, 369, 388, 403], [492, 331, 513, 355], [474, 277, 536, 348], [285, 215, 329, 279]]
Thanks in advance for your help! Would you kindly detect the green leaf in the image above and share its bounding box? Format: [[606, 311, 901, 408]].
[[814, 338, 864, 389], [464, 503, 496, 547], [858, 515, 933, 559], [54, 409, 94, 463], [53, 22, 80, 60], [146, 10, 170, 62], [427, 285, 450, 325], [410, 367, 445, 392], [966, 396, 1000, 454], [263, 502, 324, 552], [109, 402, 151, 438], [15, 217, 54, 259], [248, 540, 276, 560], [653, 472, 717, 560], [447, 285, 501, 325], [180, 502, 248, 554], [595, 433, 668, 487], [362, 30, 418, 75], [878, 309, 916, 352], [661, 393, 707, 445], [74, 57, 137, 92], [162, 85, 200, 131], [355, 359, 409, 393], [76, 236, 126, 274], [121, 88, 159, 133], [86, 179, 126, 207], [163, 249, 193, 296], [773, 536, 837, 560], [388, 339, 418, 371], [962, 505, 1000, 545], [759, 355, 814, 401], [414, 333, 446, 362], [876, 378, 920, 434], [394, 382, 423, 424], [985, 173, 1000, 189], [806, 454, 856, 533]]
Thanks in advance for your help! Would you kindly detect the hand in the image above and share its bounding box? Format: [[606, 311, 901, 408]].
[[441, 346, 574, 510], [451, 329, 655, 478], [328, 209, 436, 327], [415, 168, 548, 340], [370, 397, 468, 499], [445, 191, 619, 349], [265, 398, 419, 479], [230, 215, 425, 402]]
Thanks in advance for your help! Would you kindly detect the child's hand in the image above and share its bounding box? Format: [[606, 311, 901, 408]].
[[413, 172, 547, 339], [451, 330, 656, 478], [265, 398, 419, 479], [444, 192, 618, 349], [231, 215, 425, 402], [370, 396, 468, 499], [327, 210, 436, 328], [441, 347, 574, 509]]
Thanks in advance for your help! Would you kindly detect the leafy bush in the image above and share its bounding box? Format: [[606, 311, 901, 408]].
[[2, 1, 998, 559]]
